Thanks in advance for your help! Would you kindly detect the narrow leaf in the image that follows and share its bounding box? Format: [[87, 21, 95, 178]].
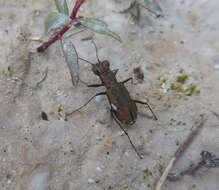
[[45, 12, 71, 33], [70, 0, 86, 19], [137, 0, 162, 17], [60, 40, 79, 86], [55, 0, 69, 15], [80, 17, 122, 42]]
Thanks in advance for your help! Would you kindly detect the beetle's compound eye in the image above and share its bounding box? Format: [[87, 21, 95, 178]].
[[102, 60, 110, 68]]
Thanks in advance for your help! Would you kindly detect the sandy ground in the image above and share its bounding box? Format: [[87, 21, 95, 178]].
[[0, 0, 219, 189]]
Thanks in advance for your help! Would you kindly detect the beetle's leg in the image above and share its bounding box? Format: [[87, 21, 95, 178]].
[[122, 77, 133, 84], [66, 92, 106, 118], [111, 109, 143, 159], [87, 83, 104, 87], [129, 111, 136, 125], [133, 100, 158, 120], [112, 69, 119, 76]]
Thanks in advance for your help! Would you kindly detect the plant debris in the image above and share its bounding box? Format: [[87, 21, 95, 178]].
[[155, 114, 206, 190], [133, 66, 144, 83], [119, 0, 163, 22], [158, 68, 200, 96], [168, 151, 219, 181], [37, 0, 121, 52], [41, 111, 49, 121]]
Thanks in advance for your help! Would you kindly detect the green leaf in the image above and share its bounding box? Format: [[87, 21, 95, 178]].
[[60, 40, 79, 86], [137, 0, 162, 17], [45, 12, 71, 33], [55, 0, 69, 15], [80, 17, 122, 42]]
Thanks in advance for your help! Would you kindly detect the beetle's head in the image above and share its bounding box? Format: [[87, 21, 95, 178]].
[[92, 60, 110, 75]]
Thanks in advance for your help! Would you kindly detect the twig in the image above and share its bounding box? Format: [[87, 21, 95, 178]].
[[168, 150, 219, 181], [155, 114, 206, 190], [36, 67, 48, 87]]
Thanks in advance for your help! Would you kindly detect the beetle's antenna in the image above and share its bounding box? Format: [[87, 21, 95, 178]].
[[91, 41, 100, 63], [78, 57, 94, 66]]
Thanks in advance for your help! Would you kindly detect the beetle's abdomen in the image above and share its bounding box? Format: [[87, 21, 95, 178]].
[[107, 83, 137, 125]]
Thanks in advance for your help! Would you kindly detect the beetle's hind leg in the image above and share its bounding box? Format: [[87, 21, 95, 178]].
[[133, 100, 158, 120], [111, 109, 143, 159]]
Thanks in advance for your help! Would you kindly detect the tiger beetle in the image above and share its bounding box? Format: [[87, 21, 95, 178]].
[[66, 42, 157, 159]]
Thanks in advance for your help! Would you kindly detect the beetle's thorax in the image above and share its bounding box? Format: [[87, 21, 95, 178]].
[[100, 71, 117, 89]]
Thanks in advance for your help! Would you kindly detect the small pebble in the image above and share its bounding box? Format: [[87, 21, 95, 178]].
[[96, 167, 102, 172], [125, 152, 129, 157], [214, 64, 219, 69], [11, 170, 16, 176], [95, 95, 102, 102], [88, 178, 95, 184], [161, 83, 168, 94]]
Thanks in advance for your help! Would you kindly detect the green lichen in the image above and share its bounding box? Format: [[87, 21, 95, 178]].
[[144, 168, 149, 174], [157, 75, 161, 80], [143, 168, 153, 179], [177, 84, 185, 92], [196, 89, 201, 95], [177, 74, 188, 84], [185, 83, 197, 96], [177, 121, 182, 125], [178, 68, 184, 73], [158, 69, 200, 96], [90, 10, 95, 15], [162, 77, 168, 83], [58, 105, 63, 112], [170, 83, 177, 90]]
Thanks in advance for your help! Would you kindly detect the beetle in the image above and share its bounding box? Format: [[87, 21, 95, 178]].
[[66, 42, 157, 159]]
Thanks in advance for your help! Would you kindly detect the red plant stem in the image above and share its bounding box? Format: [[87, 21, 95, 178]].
[[37, 24, 71, 52], [70, 0, 86, 19], [37, 0, 86, 52], [37, 18, 80, 52]]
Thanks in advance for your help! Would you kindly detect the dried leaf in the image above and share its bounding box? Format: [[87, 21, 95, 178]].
[[45, 12, 71, 33], [119, 1, 140, 21], [60, 40, 79, 86], [137, 0, 162, 17], [80, 17, 122, 42], [55, 0, 69, 15]]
